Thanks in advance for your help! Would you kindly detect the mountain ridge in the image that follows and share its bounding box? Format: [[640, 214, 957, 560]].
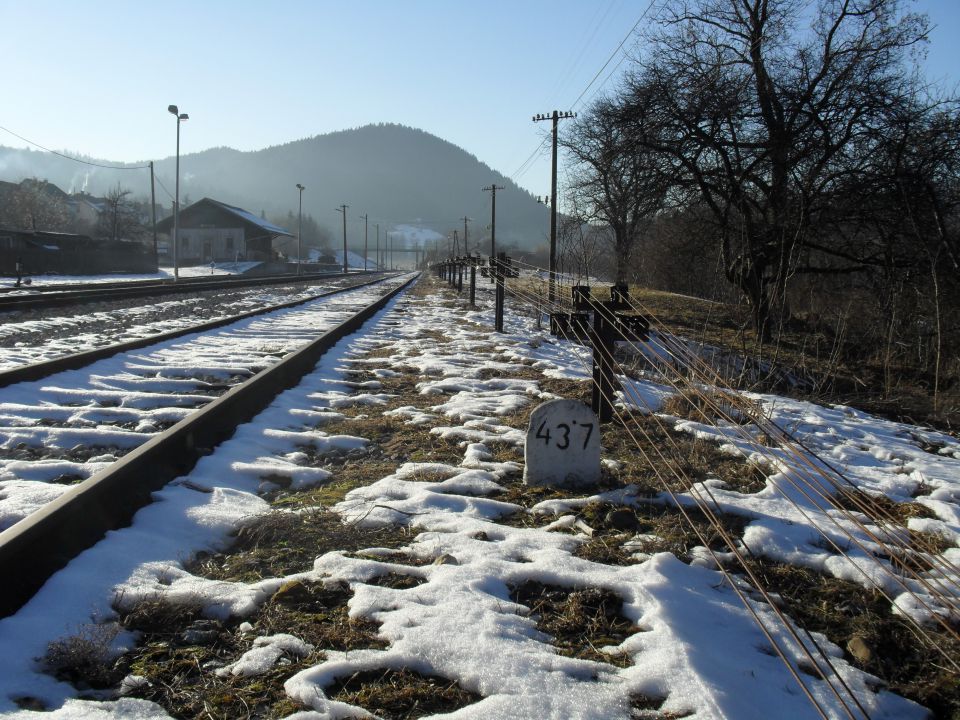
[[0, 124, 550, 250]]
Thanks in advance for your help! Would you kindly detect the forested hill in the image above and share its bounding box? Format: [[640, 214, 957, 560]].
[[0, 124, 550, 249]]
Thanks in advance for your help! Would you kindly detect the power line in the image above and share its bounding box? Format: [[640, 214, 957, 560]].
[[0, 124, 152, 171], [153, 175, 175, 202], [511, 0, 657, 186], [570, 0, 657, 110]]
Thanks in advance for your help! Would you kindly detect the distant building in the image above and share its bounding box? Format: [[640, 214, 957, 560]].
[[0, 228, 157, 276], [155, 198, 293, 265]]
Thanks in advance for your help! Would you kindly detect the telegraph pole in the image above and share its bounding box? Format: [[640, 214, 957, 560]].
[[375, 223, 380, 271], [461, 216, 471, 256], [533, 110, 576, 302], [359, 212, 369, 272], [482, 184, 504, 260], [335, 204, 349, 273], [149, 161, 158, 267], [296, 183, 305, 275]]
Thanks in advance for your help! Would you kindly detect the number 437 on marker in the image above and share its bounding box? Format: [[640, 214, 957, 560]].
[[535, 419, 594, 451]]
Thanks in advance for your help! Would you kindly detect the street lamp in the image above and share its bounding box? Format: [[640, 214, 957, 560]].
[[167, 104, 188, 281], [296, 183, 305, 275]]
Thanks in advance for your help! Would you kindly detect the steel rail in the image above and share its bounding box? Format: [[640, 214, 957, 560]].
[[0, 274, 396, 388], [0, 273, 418, 618], [0, 271, 392, 311]]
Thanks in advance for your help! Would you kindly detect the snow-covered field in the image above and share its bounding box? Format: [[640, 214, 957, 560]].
[[0, 275, 956, 719]]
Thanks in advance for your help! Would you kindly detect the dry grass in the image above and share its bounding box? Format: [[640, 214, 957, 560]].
[[834, 487, 937, 524], [48, 275, 957, 718], [326, 668, 482, 719], [190, 508, 415, 582], [114, 580, 391, 719], [44, 623, 124, 691], [602, 411, 769, 495], [743, 560, 960, 719], [576, 501, 750, 562], [659, 388, 763, 428], [509, 580, 638, 668]]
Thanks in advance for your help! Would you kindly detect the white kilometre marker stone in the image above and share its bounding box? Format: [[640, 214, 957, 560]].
[[523, 399, 601, 487]]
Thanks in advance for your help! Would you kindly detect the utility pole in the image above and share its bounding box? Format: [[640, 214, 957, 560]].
[[482, 184, 504, 280], [452, 229, 459, 257], [335, 204, 349, 273], [296, 183, 305, 275], [461, 216, 471, 256], [149, 161, 158, 268], [375, 223, 380, 271], [533, 110, 576, 302], [359, 212, 368, 272]]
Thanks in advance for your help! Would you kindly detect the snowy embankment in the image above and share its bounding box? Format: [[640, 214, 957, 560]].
[[0, 277, 955, 718]]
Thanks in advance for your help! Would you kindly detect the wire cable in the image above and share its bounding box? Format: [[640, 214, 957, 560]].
[[0, 124, 152, 170]]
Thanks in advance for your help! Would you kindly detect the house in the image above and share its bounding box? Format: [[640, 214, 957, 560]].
[[0, 228, 157, 276], [155, 198, 293, 266]]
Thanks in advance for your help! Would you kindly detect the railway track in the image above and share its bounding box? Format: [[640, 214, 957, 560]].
[[0, 272, 418, 616], [0, 269, 377, 311], [0, 273, 401, 380]]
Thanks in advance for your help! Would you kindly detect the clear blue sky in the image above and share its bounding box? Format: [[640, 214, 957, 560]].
[[2, 0, 959, 196]]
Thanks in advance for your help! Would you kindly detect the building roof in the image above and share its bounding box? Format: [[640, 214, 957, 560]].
[[156, 197, 293, 237]]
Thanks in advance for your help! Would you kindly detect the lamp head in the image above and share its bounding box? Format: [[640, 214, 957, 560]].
[[297, 183, 305, 191], [179, 113, 189, 121], [168, 105, 178, 115]]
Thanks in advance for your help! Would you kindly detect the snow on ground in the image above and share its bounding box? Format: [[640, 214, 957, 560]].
[[0, 279, 405, 529], [0, 277, 956, 718], [0, 265, 258, 291], [0, 277, 362, 370]]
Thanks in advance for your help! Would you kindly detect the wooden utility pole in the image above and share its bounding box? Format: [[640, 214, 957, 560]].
[[533, 110, 576, 302], [375, 223, 380, 271], [482, 183, 504, 267], [149, 161, 158, 268], [359, 212, 369, 271], [461, 216, 471, 256], [335, 204, 349, 273]]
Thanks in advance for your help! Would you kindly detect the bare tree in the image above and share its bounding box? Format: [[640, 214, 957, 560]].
[[556, 212, 609, 282], [0, 179, 71, 232], [97, 184, 144, 241], [562, 97, 672, 284], [621, 0, 931, 336]]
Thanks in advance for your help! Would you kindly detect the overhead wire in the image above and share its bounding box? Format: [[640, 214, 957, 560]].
[[484, 266, 959, 715], [509, 0, 656, 186], [485, 269, 868, 719], [568, 0, 657, 111], [490, 259, 960, 668], [506, 256, 960, 612], [0, 124, 152, 170], [543, 0, 618, 108]]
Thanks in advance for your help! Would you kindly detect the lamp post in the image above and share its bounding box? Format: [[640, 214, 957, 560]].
[[296, 183, 305, 275], [167, 104, 188, 281]]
